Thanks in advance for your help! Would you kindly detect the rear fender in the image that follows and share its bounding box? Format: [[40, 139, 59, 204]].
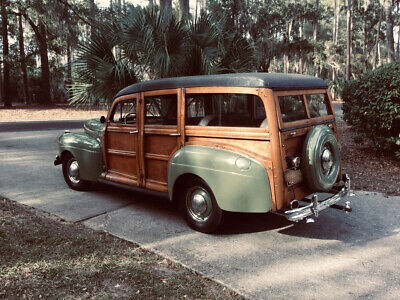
[[168, 145, 272, 213]]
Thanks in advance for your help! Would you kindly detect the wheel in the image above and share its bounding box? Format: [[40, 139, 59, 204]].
[[180, 177, 222, 233], [302, 125, 341, 191], [62, 153, 91, 191]]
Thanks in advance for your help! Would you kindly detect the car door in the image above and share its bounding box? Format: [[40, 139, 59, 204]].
[[140, 89, 183, 192], [104, 96, 140, 186]]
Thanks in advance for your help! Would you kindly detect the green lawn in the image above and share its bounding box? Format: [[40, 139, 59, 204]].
[[0, 197, 243, 299]]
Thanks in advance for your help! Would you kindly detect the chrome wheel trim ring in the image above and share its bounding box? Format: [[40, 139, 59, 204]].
[[186, 187, 213, 223], [321, 146, 334, 174], [68, 159, 81, 184]]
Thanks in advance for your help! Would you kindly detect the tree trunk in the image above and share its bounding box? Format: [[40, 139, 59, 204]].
[[397, 1, 400, 60], [383, 0, 395, 63], [1, 0, 11, 107], [313, 0, 319, 40], [201, 0, 206, 12], [299, 20, 303, 74], [160, 0, 172, 20], [179, 0, 190, 20], [283, 54, 289, 73], [313, 0, 319, 76], [373, 8, 383, 70], [18, 11, 30, 104], [346, 0, 352, 80], [333, 0, 340, 44], [38, 21, 51, 105], [89, 0, 95, 38], [65, 5, 73, 101]]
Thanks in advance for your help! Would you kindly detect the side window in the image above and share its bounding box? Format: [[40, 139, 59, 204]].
[[110, 100, 137, 125], [278, 95, 307, 122], [306, 94, 330, 118], [185, 93, 266, 128], [144, 94, 177, 126]]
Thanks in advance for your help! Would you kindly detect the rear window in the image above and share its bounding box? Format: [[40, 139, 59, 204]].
[[278, 93, 331, 122], [186, 93, 266, 128], [278, 95, 307, 122], [306, 94, 330, 118]]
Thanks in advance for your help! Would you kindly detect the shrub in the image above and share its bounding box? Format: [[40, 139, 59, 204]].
[[342, 62, 400, 159]]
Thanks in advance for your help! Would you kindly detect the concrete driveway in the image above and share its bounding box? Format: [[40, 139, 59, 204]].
[[1, 121, 399, 299]]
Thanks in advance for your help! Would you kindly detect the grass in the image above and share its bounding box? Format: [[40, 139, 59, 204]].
[[0, 197, 243, 299]]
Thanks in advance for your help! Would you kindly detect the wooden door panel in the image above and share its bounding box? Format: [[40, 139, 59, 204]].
[[143, 134, 177, 192], [141, 91, 180, 192], [104, 97, 140, 186], [144, 134, 177, 155], [107, 131, 138, 151]]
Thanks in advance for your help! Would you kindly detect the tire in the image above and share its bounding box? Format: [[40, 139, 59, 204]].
[[62, 153, 91, 191], [180, 177, 223, 233], [302, 125, 340, 192]]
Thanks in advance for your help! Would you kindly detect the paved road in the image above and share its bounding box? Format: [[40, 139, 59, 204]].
[[1, 122, 399, 299]]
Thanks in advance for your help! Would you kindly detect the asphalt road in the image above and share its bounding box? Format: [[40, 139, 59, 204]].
[[1, 121, 399, 299]]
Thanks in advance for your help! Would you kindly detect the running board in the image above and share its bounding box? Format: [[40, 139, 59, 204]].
[[97, 178, 169, 200]]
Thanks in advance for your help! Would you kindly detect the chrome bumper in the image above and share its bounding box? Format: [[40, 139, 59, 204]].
[[284, 174, 351, 222]]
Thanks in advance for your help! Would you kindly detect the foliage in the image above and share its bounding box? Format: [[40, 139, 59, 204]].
[[70, 6, 256, 105], [342, 62, 400, 159], [2, 0, 400, 107], [69, 31, 138, 106]]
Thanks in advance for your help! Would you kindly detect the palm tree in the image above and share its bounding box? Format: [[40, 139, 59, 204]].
[[69, 6, 256, 106], [69, 30, 137, 106]]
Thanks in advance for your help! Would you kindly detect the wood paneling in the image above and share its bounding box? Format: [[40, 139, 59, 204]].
[[104, 96, 140, 186], [141, 90, 180, 192]]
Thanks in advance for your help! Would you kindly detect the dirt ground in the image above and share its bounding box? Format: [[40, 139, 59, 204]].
[[337, 119, 400, 195], [1, 106, 399, 195], [0, 197, 242, 299]]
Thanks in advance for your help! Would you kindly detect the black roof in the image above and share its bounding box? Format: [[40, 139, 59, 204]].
[[115, 73, 328, 98]]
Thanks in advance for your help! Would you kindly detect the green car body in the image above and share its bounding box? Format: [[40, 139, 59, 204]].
[[57, 120, 104, 181], [57, 119, 273, 213]]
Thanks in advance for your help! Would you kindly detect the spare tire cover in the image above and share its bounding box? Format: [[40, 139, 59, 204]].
[[302, 125, 340, 191]]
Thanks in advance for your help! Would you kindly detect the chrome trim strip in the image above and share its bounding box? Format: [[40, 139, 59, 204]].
[[284, 174, 350, 222]]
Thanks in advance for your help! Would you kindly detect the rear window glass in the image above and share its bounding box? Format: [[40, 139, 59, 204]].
[[186, 93, 266, 128], [278, 95, 307, 122], [306, 94, 330, 117]]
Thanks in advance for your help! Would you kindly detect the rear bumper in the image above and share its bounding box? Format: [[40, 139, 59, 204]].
[[284, 174, 351, 222]]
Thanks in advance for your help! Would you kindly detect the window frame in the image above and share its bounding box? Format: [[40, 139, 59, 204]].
[[184, 87, 270, 141], [107, 96, 138, 127], [274, 89, 335, 130]]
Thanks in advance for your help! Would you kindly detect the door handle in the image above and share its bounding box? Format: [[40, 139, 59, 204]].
[[129, 130, 139, 134], [170, 132, 181, 137]]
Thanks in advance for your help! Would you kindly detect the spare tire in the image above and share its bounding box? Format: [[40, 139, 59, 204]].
[[302, 125, 340, 191]]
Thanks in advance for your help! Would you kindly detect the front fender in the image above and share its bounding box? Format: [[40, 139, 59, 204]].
[[58, 133, 104, 181], [168, 145, 272, 213]]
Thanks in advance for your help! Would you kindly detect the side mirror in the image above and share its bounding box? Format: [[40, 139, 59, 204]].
[[100, 116, 106, 123]]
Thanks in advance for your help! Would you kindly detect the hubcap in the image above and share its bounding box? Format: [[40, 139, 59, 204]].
[[186, 187, 212, 222], [321, 147, 334, 174], [68, 160, 80, 184]]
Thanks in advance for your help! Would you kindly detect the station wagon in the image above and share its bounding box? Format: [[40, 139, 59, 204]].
[[55, 73, 351, 233]]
